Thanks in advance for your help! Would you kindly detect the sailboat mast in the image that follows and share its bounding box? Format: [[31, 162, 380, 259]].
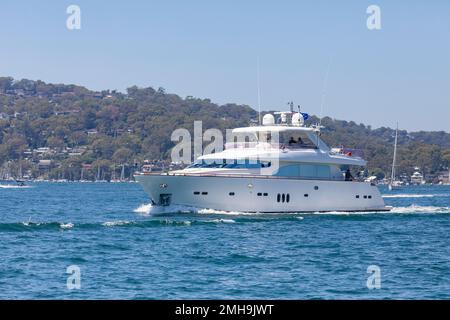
[[120, 164, 125, 181], [390, 123, 398, 182]]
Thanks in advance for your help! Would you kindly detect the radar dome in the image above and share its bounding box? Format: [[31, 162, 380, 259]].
[[291, 113, 304, 126], [262, 114, 275, 126]]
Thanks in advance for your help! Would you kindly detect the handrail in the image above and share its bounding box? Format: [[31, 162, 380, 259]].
[[224, 142, 318, 150], [135, 171, 362, 182]]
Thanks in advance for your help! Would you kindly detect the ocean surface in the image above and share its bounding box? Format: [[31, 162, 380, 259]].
[[0, 182, 449, 299]]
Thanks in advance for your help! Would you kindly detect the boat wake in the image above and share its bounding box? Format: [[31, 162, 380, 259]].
[[102, 220, 133, 227], [133, 203, 282, 216], [2, 204, 449, 233], [134, 203, 200, 215], [133, 202, 450, 216], [382, 194, 437, 198], [0, 185, 33, 189], [390, 205, 450, 214]]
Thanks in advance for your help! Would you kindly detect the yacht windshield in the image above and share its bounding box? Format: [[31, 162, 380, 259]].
[[188, 159, 271, 169], [278, 132, 317, 149]]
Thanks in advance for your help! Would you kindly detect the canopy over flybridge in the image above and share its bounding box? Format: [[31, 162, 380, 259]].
[[230, 109, 332, 152], [232, 126, 317, 134], [234, 109, 321, 134]]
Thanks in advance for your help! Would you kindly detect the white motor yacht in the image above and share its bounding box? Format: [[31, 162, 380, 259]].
[[135, 111, 390, 213]]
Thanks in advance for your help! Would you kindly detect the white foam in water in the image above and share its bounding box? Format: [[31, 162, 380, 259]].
[[134, 202, 450, 217], [102, 221, 132, 227], [60, 223, 74, 229], [382, 194, 435, 198], [390, 205, 450, 214], [133, 203, 153, 214], [0, 185, 33, 189], [22, 221, 41, 227], [207, 218, 236, 224], [312, 211, 355, 216], [134, 203, 252, 216], [134, 203, 200, 215]]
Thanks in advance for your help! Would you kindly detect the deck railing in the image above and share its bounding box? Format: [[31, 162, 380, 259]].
[[224, 142, 318, 150], [135, 171, 362, 182]]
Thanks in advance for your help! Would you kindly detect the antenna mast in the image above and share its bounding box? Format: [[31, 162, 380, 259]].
[[257, 57, 262, 125], [318, 55, 333, 128]]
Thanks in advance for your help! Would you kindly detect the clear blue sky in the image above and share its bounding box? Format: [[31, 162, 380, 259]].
[[0, 0, 449, 132]]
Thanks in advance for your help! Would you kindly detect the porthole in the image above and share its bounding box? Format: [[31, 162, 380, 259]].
[[368, 195, 372, 199], [363, 195, 367, 199], [194, 191, 200, 195], [202, 192, 208, 195], [286, 194, 290, 203], [282, 194, 286, 203], [263, 193, 268, 197], [356, 195, 360, 199], [304, 194, 309, 198], [229, 192, 235, 196], [277, 194, 281, 202], [257, 193, 262, 196], [314, 186, 319, 190]]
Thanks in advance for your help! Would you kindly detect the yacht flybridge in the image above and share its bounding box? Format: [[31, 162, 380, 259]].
[[135, 110, 390, 213]]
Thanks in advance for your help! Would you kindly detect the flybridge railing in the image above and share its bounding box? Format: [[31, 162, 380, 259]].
[[224, 142, 318, 150], [330, 147, 365, 158]]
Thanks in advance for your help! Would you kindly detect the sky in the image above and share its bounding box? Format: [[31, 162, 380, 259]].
[[0, 0, 449, 132]]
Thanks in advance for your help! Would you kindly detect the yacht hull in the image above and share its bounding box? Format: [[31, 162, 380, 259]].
[[135, 174, 390, 213]]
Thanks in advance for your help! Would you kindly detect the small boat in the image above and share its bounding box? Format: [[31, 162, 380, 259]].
[[411, 167, 425, 185], [15, 179, 26, 187]]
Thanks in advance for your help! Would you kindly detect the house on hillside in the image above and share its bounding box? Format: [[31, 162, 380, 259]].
[[0, 112, 10, 120], [438, 170, 450, 184], [87, 129, 98, 136], [38, 159, 52, 170]]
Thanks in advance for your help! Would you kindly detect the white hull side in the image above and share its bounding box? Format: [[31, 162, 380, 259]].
[[135, 175, 389, 213]]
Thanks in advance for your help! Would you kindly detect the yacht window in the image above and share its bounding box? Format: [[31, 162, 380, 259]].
[[279, 132, 317, 149], [300, 165, 316, 178], [275, 164, 331, 179], [229, 192, 235, 196], [188, 159, 226, 168], [276, 165, 300, 177], [189, 158, 272, 169], [316, 166, 331, 179], [224, 159, 270, 169]]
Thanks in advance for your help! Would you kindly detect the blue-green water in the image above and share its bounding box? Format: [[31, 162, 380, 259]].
[[0, 182, 449, 299]]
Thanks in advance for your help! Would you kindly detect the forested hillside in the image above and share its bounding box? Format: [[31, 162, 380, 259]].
[[1, 77, 449, 181]]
